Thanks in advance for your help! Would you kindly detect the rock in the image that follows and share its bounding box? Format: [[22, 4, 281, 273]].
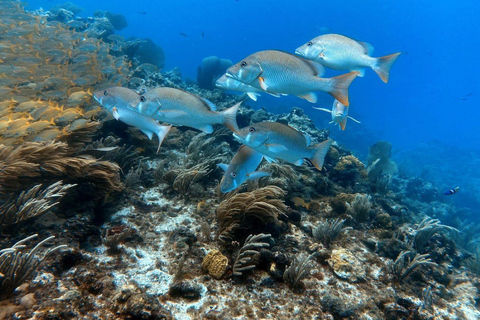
[[168, 281, 202, 300], [327, 248, 366, 282], [19, 293, 36, 308]]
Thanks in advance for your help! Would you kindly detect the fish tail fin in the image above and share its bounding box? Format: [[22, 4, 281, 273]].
[[373, 52, 401, 83], [309, 139, 332, 170], [155, 125, 172, 153], [339, 118, 347, 130], [328, 72, 359, 106], [221, 101, 241, 132]]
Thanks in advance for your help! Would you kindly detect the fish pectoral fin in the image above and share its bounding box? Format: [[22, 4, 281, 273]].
[[313, 107, 332, 113], [347, 115, 361, 123], [265, 143, 288, 153], [266, 92, 281, 98], [198, 124, 214, 133], [258, 77, 269, 91], [294, 159, 304, 166], [247, 92, 259, 101], [217, 163, 228, 172], [264, 156, 277, 163], [247, 171, 270, 180], [112, 107, 120, 120], [297, 92, 317, 103], [351, 68, 366, 77]]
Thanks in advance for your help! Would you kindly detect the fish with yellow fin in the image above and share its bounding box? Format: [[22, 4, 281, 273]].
[[314, 99, 360, 131], [93, 87, 172, 152], [295, 34, 401, 83]]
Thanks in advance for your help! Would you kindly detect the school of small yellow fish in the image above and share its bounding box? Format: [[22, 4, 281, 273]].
[[0, 0, 128, 147]]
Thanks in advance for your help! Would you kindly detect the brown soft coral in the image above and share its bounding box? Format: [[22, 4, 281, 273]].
[[0, 142, 122, 197], [216, 186, 288, 244]]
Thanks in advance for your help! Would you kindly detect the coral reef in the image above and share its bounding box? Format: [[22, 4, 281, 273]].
[[202, 250, 228, 279], [216, 186, 288, 244], [0, 234, 65, 300], [232, 233, 272, 276], [0, 4, 478, 318]]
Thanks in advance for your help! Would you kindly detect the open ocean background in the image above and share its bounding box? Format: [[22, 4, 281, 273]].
[[25, 0, 480, 219]]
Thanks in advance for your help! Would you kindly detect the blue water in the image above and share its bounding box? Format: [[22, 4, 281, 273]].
[[25, 0, 480, 213]]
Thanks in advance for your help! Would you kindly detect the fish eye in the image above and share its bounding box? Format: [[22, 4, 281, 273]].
[[103, 90, 108, 96], [248, 127, 255, 133], [140, 95, 146, 102], [307, 41, 313, 46], [240, 61, 247, 68], [230, 172, 237, 178]]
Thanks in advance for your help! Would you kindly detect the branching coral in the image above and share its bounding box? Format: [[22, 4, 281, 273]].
[[283, 253, 315, 289], [0, 234, 66, 300], [103, 226, 135, 254], [216, 186, 287, 244], [161, 132, 231, 197], [410, 217, 459, 252], [312, 218, 351, 248], [346, 194, 372, 222], [0, 142, 122, 198], [233, 233, 271, 276], [390, 250, 437, 282], [0, 181, 75, 228]]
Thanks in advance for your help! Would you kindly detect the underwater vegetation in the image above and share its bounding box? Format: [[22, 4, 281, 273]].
[[0, 1, 479, 319]]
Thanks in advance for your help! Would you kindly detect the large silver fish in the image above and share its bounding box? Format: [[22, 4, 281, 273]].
[[314, 99, 360, 131], [93, 87, 171, 152], [217, 145, 269, 193], [233, 121, 332, 170], [215, 74, 282, 101], [295, 33, 401, 83], [225, 50, 358, 106], [136, 87, 240, 133]]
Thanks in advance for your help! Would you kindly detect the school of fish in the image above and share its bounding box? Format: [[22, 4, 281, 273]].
[[94, 33, 399, 192], [0, 0, 400, 194]]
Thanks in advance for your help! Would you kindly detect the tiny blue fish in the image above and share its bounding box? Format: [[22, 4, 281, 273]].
[[444, 187, 459, 195]]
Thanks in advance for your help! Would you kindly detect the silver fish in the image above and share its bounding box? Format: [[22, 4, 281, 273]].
[[217, 145, 269, 193], [295, 33, 401, 83], [215, 74, 282, 101], [225, 50, 358, 106], [93, 87, 171, 152], [136, 87, 240, 133], [233, 121, 332, 170], [314, 99, 360, 131]]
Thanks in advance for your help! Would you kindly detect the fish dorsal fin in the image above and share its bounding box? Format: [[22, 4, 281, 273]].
[[276, 50, 325, 76], [217, 163, 228, 171], [305, 60, 326, 77], [358, 41, 374, 55], [200, 97, 217, 111], [303, 134, 311, 147]]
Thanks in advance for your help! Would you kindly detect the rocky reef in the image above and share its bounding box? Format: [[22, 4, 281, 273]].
[[0, 1, 479, 319]]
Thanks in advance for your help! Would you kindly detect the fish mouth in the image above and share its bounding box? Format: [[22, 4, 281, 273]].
[[232, 132, 244, 143], [225, 71, 238, 80], [294, 49, 304, 56]]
